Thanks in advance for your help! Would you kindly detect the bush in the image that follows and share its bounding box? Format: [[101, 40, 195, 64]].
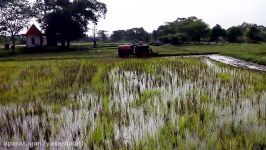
[[158, 33, 186, 45], [246, 26, 264, 43], [169, 33, 185, 45], [227, 26, 244, 43], [158, 35, 170, 43]]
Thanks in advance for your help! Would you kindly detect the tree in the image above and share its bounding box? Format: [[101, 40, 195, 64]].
[[257, 25, 266, 42], [33, 0, 57, 29], [210, 24, 226, 42], [181, 20, 210, 42], [0, 0, 32, 53], [153, 17, 210, 43], [46, 11, 84, 47], [34, 0, 107, 47], [0, 0, 16, 35], [245, 25, 263, 43], [227, 26, 244, 43], [125, 28, 151, 42], [110, 28, 150, 42], [98, 30, 108, 42], [110, 30, 125, 42]]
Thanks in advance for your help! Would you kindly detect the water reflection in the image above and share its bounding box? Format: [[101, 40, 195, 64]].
[[0, 57, 265, 149]]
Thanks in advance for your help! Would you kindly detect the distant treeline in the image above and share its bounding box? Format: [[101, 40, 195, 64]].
[[109, 16, 266, 44]]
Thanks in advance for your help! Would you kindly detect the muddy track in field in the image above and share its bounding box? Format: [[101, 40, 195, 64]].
[[160, 54, 266, 72], [204, 54, 266, 72]]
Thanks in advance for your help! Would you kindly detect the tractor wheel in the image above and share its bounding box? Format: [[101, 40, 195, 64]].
[[124, 51, 130, 57], [118, 51, 123, 57], [118, 50, 129, 58]]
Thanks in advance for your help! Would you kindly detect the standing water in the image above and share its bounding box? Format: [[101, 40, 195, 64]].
[[0, 57, 265, 149]]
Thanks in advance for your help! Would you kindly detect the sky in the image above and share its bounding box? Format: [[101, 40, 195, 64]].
[[28, 0, 266, 35], [94, 0, 266, 35]]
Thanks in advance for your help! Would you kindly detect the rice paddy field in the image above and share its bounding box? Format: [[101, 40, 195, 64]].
[[1, 43, 266, 66], [0, 56, 266, 149]]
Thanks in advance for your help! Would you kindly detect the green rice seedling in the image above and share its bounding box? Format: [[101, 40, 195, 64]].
[[0, 56, 266, 149], [132, 90, 161, 107], [101, 96, 111, 117], [218, 72, 232, 82], [89, 125, 105, 146], [52, 103, 62, 113], [200, 93, 210, 103], [91, 66, 110, 95]]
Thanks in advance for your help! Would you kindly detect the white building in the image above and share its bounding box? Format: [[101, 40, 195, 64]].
[[25, 24, 46, 48]]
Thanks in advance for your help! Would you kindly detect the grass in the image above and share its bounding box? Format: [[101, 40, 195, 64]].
[[1, 42, 266, 66], [154, 43, 266, 65], [0, 43, 118, 60], [132, 90, 161, 107], [217, 72, 233, 82], [0, 48, 266, 149]]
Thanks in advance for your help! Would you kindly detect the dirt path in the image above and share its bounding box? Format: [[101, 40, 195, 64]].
[[205, 54, 266, 72]]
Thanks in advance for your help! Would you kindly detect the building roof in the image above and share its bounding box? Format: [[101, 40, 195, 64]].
[[25, 24, 43, 36]]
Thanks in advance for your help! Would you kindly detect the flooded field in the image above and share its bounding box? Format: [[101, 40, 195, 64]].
[[0, 57, 266, 149], [206, 54, 266, 72]]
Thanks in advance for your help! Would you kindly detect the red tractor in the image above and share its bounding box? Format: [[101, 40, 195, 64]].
[[118, 44, 158, 58]]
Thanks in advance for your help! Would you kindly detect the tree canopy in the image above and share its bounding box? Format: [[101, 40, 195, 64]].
[[0, 0, 32, 52], [152, 17, 266, 44], [245, 24, 264, 43], [46, 10, 84, 47], [34, 0, 107, 47], [110, 28, 150, 42], [152, 17, 210, 44], [210, 24, 226, 42], [97, 30, 108, 42]]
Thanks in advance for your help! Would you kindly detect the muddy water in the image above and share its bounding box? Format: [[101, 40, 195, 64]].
[[206, 54, 266, 72], [109, 68, 195, 145], [0, 93, 101, 150], [0, 57, 266, 149], [204, 59, 266, 126]]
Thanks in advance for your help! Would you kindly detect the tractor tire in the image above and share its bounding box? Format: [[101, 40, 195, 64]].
[[118, 50, 129, 58]]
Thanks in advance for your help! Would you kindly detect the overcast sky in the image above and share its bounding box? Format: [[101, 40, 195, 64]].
[[28, 0, 266, 35], [94, 0, 266, 34]]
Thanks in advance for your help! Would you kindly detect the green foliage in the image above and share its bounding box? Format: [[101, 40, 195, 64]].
[[158, 33, 185, 45], [179, 19, 210, 42], [90, 125, 105, 145], [152, 43, 266, 65], [1, 51, 266, 149], [227, 26, 244, 43], [218, 73, 232, 82], [110, 30, 125, 42], [153, 18, 266, 44], [153, 16, 210, 43], [52, 103, 62, 113], [97, 30, 109, 42], [88, 116, 114, 148], [133, 90, 161, 107], [0, 0, 32, 52], [210, 24, 226, 42], [46, 11, 84, 45], [91, 66, 109, 95], [200, 94, 210, 103], [246, 25, 264, 43], [34, 0, 107, 46], [110, 27, 151, 42]]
